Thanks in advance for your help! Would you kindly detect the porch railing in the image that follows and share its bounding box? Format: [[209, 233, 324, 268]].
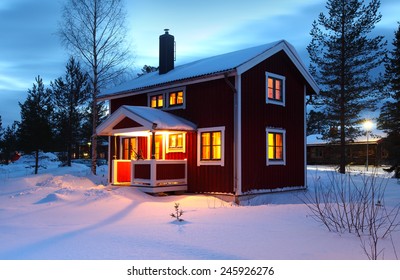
[[112, 159, 187, 187]]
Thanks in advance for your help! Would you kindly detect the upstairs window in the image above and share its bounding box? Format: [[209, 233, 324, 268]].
[[169, 91, 184, 106], [150, 94, 164, 108], [266, 72, 285, 106], [266, 128, 286, 165], [149, 88, 185, 109]]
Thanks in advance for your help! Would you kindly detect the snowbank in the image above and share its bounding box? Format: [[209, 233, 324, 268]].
[[0, 156, 399, 260]]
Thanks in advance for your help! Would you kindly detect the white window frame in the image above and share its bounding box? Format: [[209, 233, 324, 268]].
[[166, 132, 186, 153], [266, 128, 286, 166], [197, 126, 225, 166], [266, 72, 286, 106]]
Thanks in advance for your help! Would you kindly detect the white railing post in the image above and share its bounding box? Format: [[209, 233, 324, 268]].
[[150, 159, 157, 186]]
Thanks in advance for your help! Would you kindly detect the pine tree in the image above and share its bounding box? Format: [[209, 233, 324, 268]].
[[378, 22, 400, 166], [51, 57, 91, 166], [137, 65, 159, 77], [1, 122, 19, 164], [307, 0, 386, 173], [18, 76, 53, 174]]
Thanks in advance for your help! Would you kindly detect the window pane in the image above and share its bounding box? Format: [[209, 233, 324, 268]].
[[268, 133, 275, 147], [212, 132, 221, 145], [169, 134, 177, 148], [275, 79, 282, 100], [177, 91, 184, 104], [276, 147, 283, 159], [158, 95, 163, 107], [202, 132, 210, 145], [123, 138, 129, 159], [169, 92, 176, 105], [268, 146, 275, 159], [268, 78, 274, 99], [202, 146, 210, 160], [212, 146, 221, 159], [177, 134, 183, 147], [275, 133, 282, 146], [151, 96, 157, 108]]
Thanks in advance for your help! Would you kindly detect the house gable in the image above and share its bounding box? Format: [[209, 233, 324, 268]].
[[96, 105, 196, 136], [113, 117, 142, 130]]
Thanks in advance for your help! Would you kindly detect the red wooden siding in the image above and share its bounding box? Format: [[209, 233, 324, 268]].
[[134, 164, 151, 179], [175, 78, 235, 194], [110, 94, 148, 113], [156, 163, 186, 180], [114, 117, 142, 129], [241, 51, 305, 192], [165, 152, 186, 160]]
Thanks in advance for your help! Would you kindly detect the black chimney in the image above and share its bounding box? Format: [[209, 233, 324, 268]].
[[159, 29, 175, 74]]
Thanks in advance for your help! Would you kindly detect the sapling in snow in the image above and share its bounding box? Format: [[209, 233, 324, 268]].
[[170, 203, 184, 222]]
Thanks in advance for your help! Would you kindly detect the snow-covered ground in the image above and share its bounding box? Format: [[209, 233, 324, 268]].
[[0, 153, 399, 260]]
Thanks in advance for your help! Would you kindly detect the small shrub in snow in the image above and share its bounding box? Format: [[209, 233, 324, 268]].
[[170, 203, 184, 222]]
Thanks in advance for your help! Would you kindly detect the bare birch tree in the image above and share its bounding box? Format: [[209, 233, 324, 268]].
[[58, 0, 132, 174]]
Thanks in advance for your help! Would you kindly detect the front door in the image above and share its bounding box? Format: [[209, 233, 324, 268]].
[[155, 135, 163, 159]]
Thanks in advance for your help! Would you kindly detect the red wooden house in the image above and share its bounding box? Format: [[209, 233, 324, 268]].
[[96, 30, 319, 200]]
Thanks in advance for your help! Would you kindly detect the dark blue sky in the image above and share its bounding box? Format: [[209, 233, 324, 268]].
[[1, 0, 399, 127]]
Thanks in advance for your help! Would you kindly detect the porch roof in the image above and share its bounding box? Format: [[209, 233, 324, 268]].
[[96, 105, 197, 136]]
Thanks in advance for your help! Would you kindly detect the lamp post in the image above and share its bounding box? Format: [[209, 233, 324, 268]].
[[363, 120, 373, 171]]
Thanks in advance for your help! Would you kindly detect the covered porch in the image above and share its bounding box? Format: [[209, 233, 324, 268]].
[[96, 105, 196, 193]]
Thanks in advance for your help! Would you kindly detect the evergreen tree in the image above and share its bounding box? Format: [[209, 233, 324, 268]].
[[0, 115, 3, 138], [137, 65, 159, 77], [18, 76, 53, 174], [307, 0, 386, 173], [378, 22, 400, 166], [51, 57, 91, 166], [1, 122, 19, 164]]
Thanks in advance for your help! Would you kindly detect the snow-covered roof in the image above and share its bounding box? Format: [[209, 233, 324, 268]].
[[99, 40, 319, 99], [96, 105, 196, 136]]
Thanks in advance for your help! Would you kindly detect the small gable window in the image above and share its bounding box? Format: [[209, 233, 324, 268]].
[[266, 72, 285, 106]]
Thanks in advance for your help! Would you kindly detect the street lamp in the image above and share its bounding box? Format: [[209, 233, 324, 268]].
[[363, 120, 373, 171]]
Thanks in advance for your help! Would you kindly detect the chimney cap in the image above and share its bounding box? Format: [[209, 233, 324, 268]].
[[164, 28, 169, 34]]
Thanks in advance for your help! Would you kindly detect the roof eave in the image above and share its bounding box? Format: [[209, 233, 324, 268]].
[[98, 69, 237, 101]]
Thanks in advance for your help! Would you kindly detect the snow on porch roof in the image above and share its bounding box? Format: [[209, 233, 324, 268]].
[[99, 40, 319, 99], [96, 105, 197, 136]]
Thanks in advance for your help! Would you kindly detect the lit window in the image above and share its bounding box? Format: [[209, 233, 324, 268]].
[[169, 91, 184, 107], [169, 92, 177, 106], [266, 128, 286, 165], [167, 133, 185, 153], [122, 137, 137, 160], [149, 89, 185, 109], [150, 94, 164, 108], [197, 127, 225, 166], [266, 72, 285, 106]]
